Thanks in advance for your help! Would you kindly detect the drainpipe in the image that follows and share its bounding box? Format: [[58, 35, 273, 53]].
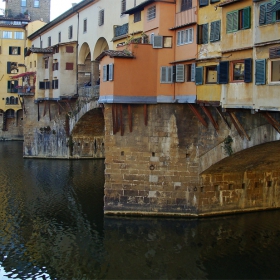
[[76, 11, 79, 97]]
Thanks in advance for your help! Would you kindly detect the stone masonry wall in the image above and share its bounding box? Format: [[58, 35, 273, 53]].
[[0, 109, 23, 140], [104, 104, 280, 217]]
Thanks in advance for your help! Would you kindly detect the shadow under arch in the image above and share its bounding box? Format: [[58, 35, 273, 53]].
[[78, 42, 91, 65], [93, 37, 109, 60]]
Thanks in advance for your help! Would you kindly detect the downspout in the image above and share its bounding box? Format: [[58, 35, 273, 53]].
[[76, 11, 79, 96]]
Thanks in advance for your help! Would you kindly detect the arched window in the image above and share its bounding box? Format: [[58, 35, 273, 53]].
[[10, 96, 15, 104], [6, 97, 10, 104]]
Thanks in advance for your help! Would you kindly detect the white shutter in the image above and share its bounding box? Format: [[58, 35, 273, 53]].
[[153, 35, 163, 48], [103, 65, 107, 81], [109, 63, 114, 81], [191, 63, 196, 82], [160, 67, 166, 83], [176, 64, 185, 82], [177, 31, 181, 45], [189, 28, 193, 43]]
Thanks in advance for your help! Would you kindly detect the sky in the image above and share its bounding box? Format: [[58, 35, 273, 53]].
[[0, 0, 82, 21]]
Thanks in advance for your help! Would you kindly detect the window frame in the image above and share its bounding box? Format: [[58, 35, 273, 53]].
[[160, 66, 173, 84], [99, 9, 104, 26], [177, 27, 194, 46], [3, 31, 13, 39], [21, 0, 26, 7], [34, 0, 39, 7], [268, 59, 280, 84], [9, 47, 21, 55], [14, 32, 24, 39], [83, 18, 87, 33], [68, 25, 73, 39], [206, 65, 218, 84], [134, 11, 141, 22], [226, 6, 251, 33], [231, 60, 245, 82]]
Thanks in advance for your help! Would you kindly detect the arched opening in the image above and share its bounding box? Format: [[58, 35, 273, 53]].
[[70, 108, 105, 158], [93, 37, 109, 60]]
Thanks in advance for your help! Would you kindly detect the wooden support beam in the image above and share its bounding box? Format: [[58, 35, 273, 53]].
[[43, 100, 47, 117], [128, 104, 132, 133], [57, 101, 67, 113], [261, 111, 280, 134], [228, 111, 250, 141], [201, 106, 219, 132], [37, 102, 40, 121], [215, 107, 231, 130], [188, 104, 208, 128], [144, 104, 148, 126]]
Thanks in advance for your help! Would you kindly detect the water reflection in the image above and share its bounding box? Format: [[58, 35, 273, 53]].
[[0, 142, 280, 279]]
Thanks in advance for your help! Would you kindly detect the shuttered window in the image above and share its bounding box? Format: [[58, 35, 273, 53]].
[[153, 35, 163, 48], [103, 64, 114, 82], [109, 64, 114, 81], [255, 59, 266, 85], [66, 46, 74, 53], [226, 7, 250, 33], [176, 64, 185, 82], [259, 1, 280, 25], [199, 0, 209, 7], [217, 61, 229, 84], [210, 20, 220, 42], [195, 66, 203, 85], [185, 63, 196, 82], [197, 23, 208, 44], [121, 0, 126, 14], [66, 63, 74, 70], [99, 10, 104, 26], [9, 46, 21, 55], [52, 80, 59, 89], [160, 66, 173, 83], [103, 65, 108, 82], [147, 6, 156, 20]]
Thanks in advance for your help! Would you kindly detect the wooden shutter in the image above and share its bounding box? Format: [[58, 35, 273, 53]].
[[202, 24, 208, 44], [195, 66, 203, 85], [266, 2, 275, 24], [218, 61, 229, 84], [244, 58, 252, 83], [103, 65, 107, 81], [259, 3, 266, 25], [191, 63, 196, 82], [176, 64, 185, 82], [109, 64, 114, 81], [153, 35, 163, 48], [161, 67, 167, 83], [9, 47, 12, 55], [242, 6, 251, 29], [17, 47, 21, 55], [66, 46, 74, 53], [66, 62, 74, 70], [255, 59, 266, 85], [7, 62, 11, 74]]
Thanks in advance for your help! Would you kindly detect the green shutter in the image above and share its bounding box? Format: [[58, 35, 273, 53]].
[[259, 3, 266, 25], [210, 21, 220, 42], [218, 61, 229, 84], [266, 1, 276, 24], [210, 22, 215, 42], [202, 23, 208, 44], [232, 10, 239, 32], [242, 6, 251, 29], [195, 66, 203, 85], [7, 62, 11, 74], [226, 12, 236, 33], [244, 58, 252, 83], [255, 59, 266, 85]]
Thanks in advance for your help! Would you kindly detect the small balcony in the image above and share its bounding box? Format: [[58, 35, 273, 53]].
[[175, 7, 197, 28], [17, 86, 35, 96], [114, 23, 129, 38]]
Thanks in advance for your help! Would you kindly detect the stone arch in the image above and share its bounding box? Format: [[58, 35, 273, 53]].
[[93, 37, 109, 60], [70, 108, 105, 158], [78, 42, 91, 65], [200, 124, 280, 174]]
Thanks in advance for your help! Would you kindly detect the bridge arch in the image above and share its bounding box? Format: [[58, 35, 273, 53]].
[[93, 37, 109, 60], [200, 124, 280, 174], [78, 42, 91, 65]]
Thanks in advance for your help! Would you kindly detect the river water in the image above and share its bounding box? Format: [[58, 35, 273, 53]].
[[0, 142, 280, 279]]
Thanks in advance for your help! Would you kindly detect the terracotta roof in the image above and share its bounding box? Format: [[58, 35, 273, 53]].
[[25, 47, 53, 56], [216, 0, 241, 7], [96, 50, 134, 61]]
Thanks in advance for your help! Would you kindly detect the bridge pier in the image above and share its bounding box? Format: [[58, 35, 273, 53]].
[[103, 103, 280, 217]]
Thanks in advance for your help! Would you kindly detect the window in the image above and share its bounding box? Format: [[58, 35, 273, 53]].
[[44, 59, 48, 69], [3, 31, 12, 39], [259, 1, 280, 25], [14, 32, 24, 39], [232, 61, 245, 81], [160, 66, 173, 83], [181, 0, 192, 11], [21, 0, 26, 6], [99, 9, 104, 26], [199, 0, 209, 7], [185, 63, 196, 82], [68, 25, 73, 39], [66, 63, 74, 70], [7, 80, 18, 93], [163, 37, 172, 48], [66, 46, 74, 53], [83, 19, 87, 33], [121, 0, 126, 14], [226, 7, 251, 33], [134, 11, 141, 22], [210, 20, 220, 42], [197, 24, 208, 44], [270, 60, 280, 82], [103, 64, 114, 81], [58, 32, 61, 43], [52, 80, 59, 89], [48, 36, 51, 47], [176, 64, 184, 82], [147, 6, 156, 20], [9, 47, 21, 55], [34, 0, 39, 7], [39, 81, 45, 89], [30, 62, 32, 68], [177, 28, 193, 45], [45, 81, 50, 89], [53, 62, 59, 71], [7, 62, 18, 74], [206, 66, 217, 83]]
